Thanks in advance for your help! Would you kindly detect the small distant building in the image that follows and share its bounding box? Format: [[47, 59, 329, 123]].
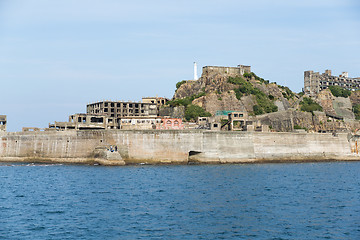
[[196, 116, 221, 130], [120, 116, 162, 130], [228, 112, 249, 131], [202, 65, 251, 76], [142, 96, 169, 114], [156, 118, 184, 130], [49, 113, 116, 130], [304, 69, 360, 97], [0, 115, 6, 132]]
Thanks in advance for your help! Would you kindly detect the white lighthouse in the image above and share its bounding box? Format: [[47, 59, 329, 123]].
[[194, 62, 198, 80]]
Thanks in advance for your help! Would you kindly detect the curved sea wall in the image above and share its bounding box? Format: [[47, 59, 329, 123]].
[[0, 130, 358, 165]]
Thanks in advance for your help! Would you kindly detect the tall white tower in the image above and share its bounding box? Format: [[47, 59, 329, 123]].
[[194, 62, 198, 80]]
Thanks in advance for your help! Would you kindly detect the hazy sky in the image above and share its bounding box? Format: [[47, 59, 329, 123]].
[[1, 0, 359, 131]]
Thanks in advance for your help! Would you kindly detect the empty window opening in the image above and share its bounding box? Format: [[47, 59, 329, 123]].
[[91, 117, 103, 123]]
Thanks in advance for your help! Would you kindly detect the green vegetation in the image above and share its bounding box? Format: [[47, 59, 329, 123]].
[[253, 105, 264, 115], [184, 104, 211, 121], [279, 85, 295, 100], [176, 80, 187, 90], [228, 76, 278, 115], [166, 92, 211, 121], [328, 86, 351, 98], [220, 119, 229, 126], [243, 72, 269, 84], [294, 125, 308, 131], [166, 92, 206, 108], [300, 97, 323, 113], [353, 104, 360, 120]]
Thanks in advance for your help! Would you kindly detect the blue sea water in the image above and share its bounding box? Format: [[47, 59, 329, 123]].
[[0, 162, 359, 240]]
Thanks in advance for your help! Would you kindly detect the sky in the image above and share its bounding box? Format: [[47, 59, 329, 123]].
[[0, 0, 359, 131]]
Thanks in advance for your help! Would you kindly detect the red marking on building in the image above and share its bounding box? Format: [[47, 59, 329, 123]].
[[156, 118, 184, 130]]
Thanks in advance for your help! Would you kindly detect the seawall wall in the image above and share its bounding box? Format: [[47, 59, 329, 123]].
[[0, 130, 358, 165]]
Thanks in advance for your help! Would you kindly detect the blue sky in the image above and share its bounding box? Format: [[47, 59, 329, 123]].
[[0, 0, 359, 131]]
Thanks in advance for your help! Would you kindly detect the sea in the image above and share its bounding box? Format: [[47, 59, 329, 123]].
[[0, 162, 359, 240]]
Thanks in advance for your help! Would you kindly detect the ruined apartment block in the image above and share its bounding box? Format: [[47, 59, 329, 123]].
[[304, 70, 360, 97], [86, 101, 158, 118], [0, 115, 6, 132]]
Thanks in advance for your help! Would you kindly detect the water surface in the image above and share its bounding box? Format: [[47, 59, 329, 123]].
[[0, 162, 359, 239]]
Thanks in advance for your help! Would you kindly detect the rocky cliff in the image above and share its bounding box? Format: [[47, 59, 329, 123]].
[[169, 66, 360, 132], [173, 69, 297, 116]]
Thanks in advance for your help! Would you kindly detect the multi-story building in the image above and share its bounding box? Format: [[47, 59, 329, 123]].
[[304, 69, 360, 97], [142, 96, 169, 112], [0, 115, 6, 132], [86, 100, 158, 119]]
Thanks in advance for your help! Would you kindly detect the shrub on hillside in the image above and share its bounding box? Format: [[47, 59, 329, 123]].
[[184, 104, 211, 121], [228, 76, 278, 115], [300, 97, 322, 113], [353, 104, 360, 120], [176, 80, 187, 90], [328, 86, 351, 98], [166, 92, 206, 107]]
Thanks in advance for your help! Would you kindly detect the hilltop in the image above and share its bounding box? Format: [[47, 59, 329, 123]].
[[163, 65, 360, 132]]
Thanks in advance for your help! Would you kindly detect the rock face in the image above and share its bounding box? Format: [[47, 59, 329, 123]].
[[159, 106, 185, 118], [350, 91, 360, 106], [192, 91, 247, 115], [316, 89, 355, 120], [171, 67, 360, 132], [173, 70, 295, 116]]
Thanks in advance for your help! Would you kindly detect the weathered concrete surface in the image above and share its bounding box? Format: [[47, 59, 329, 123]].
[[0, 130, 359, 165]]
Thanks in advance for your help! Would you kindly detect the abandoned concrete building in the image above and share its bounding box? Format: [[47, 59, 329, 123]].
[[202, 65, 251, 76], [142, 96, 169, 111], [49, 113, 115, 130], [304, 69, 360, 96], [0, 115, 6, 132], [227, 112, 269, 132], [196, 111, 269, 132], [86, 100, 158, 118]]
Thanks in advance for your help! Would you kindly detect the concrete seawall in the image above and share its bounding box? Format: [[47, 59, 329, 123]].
[[0, 130, 358, 165]]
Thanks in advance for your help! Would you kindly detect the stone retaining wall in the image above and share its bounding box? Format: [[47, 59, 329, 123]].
[[0, 130, 358, 165]]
